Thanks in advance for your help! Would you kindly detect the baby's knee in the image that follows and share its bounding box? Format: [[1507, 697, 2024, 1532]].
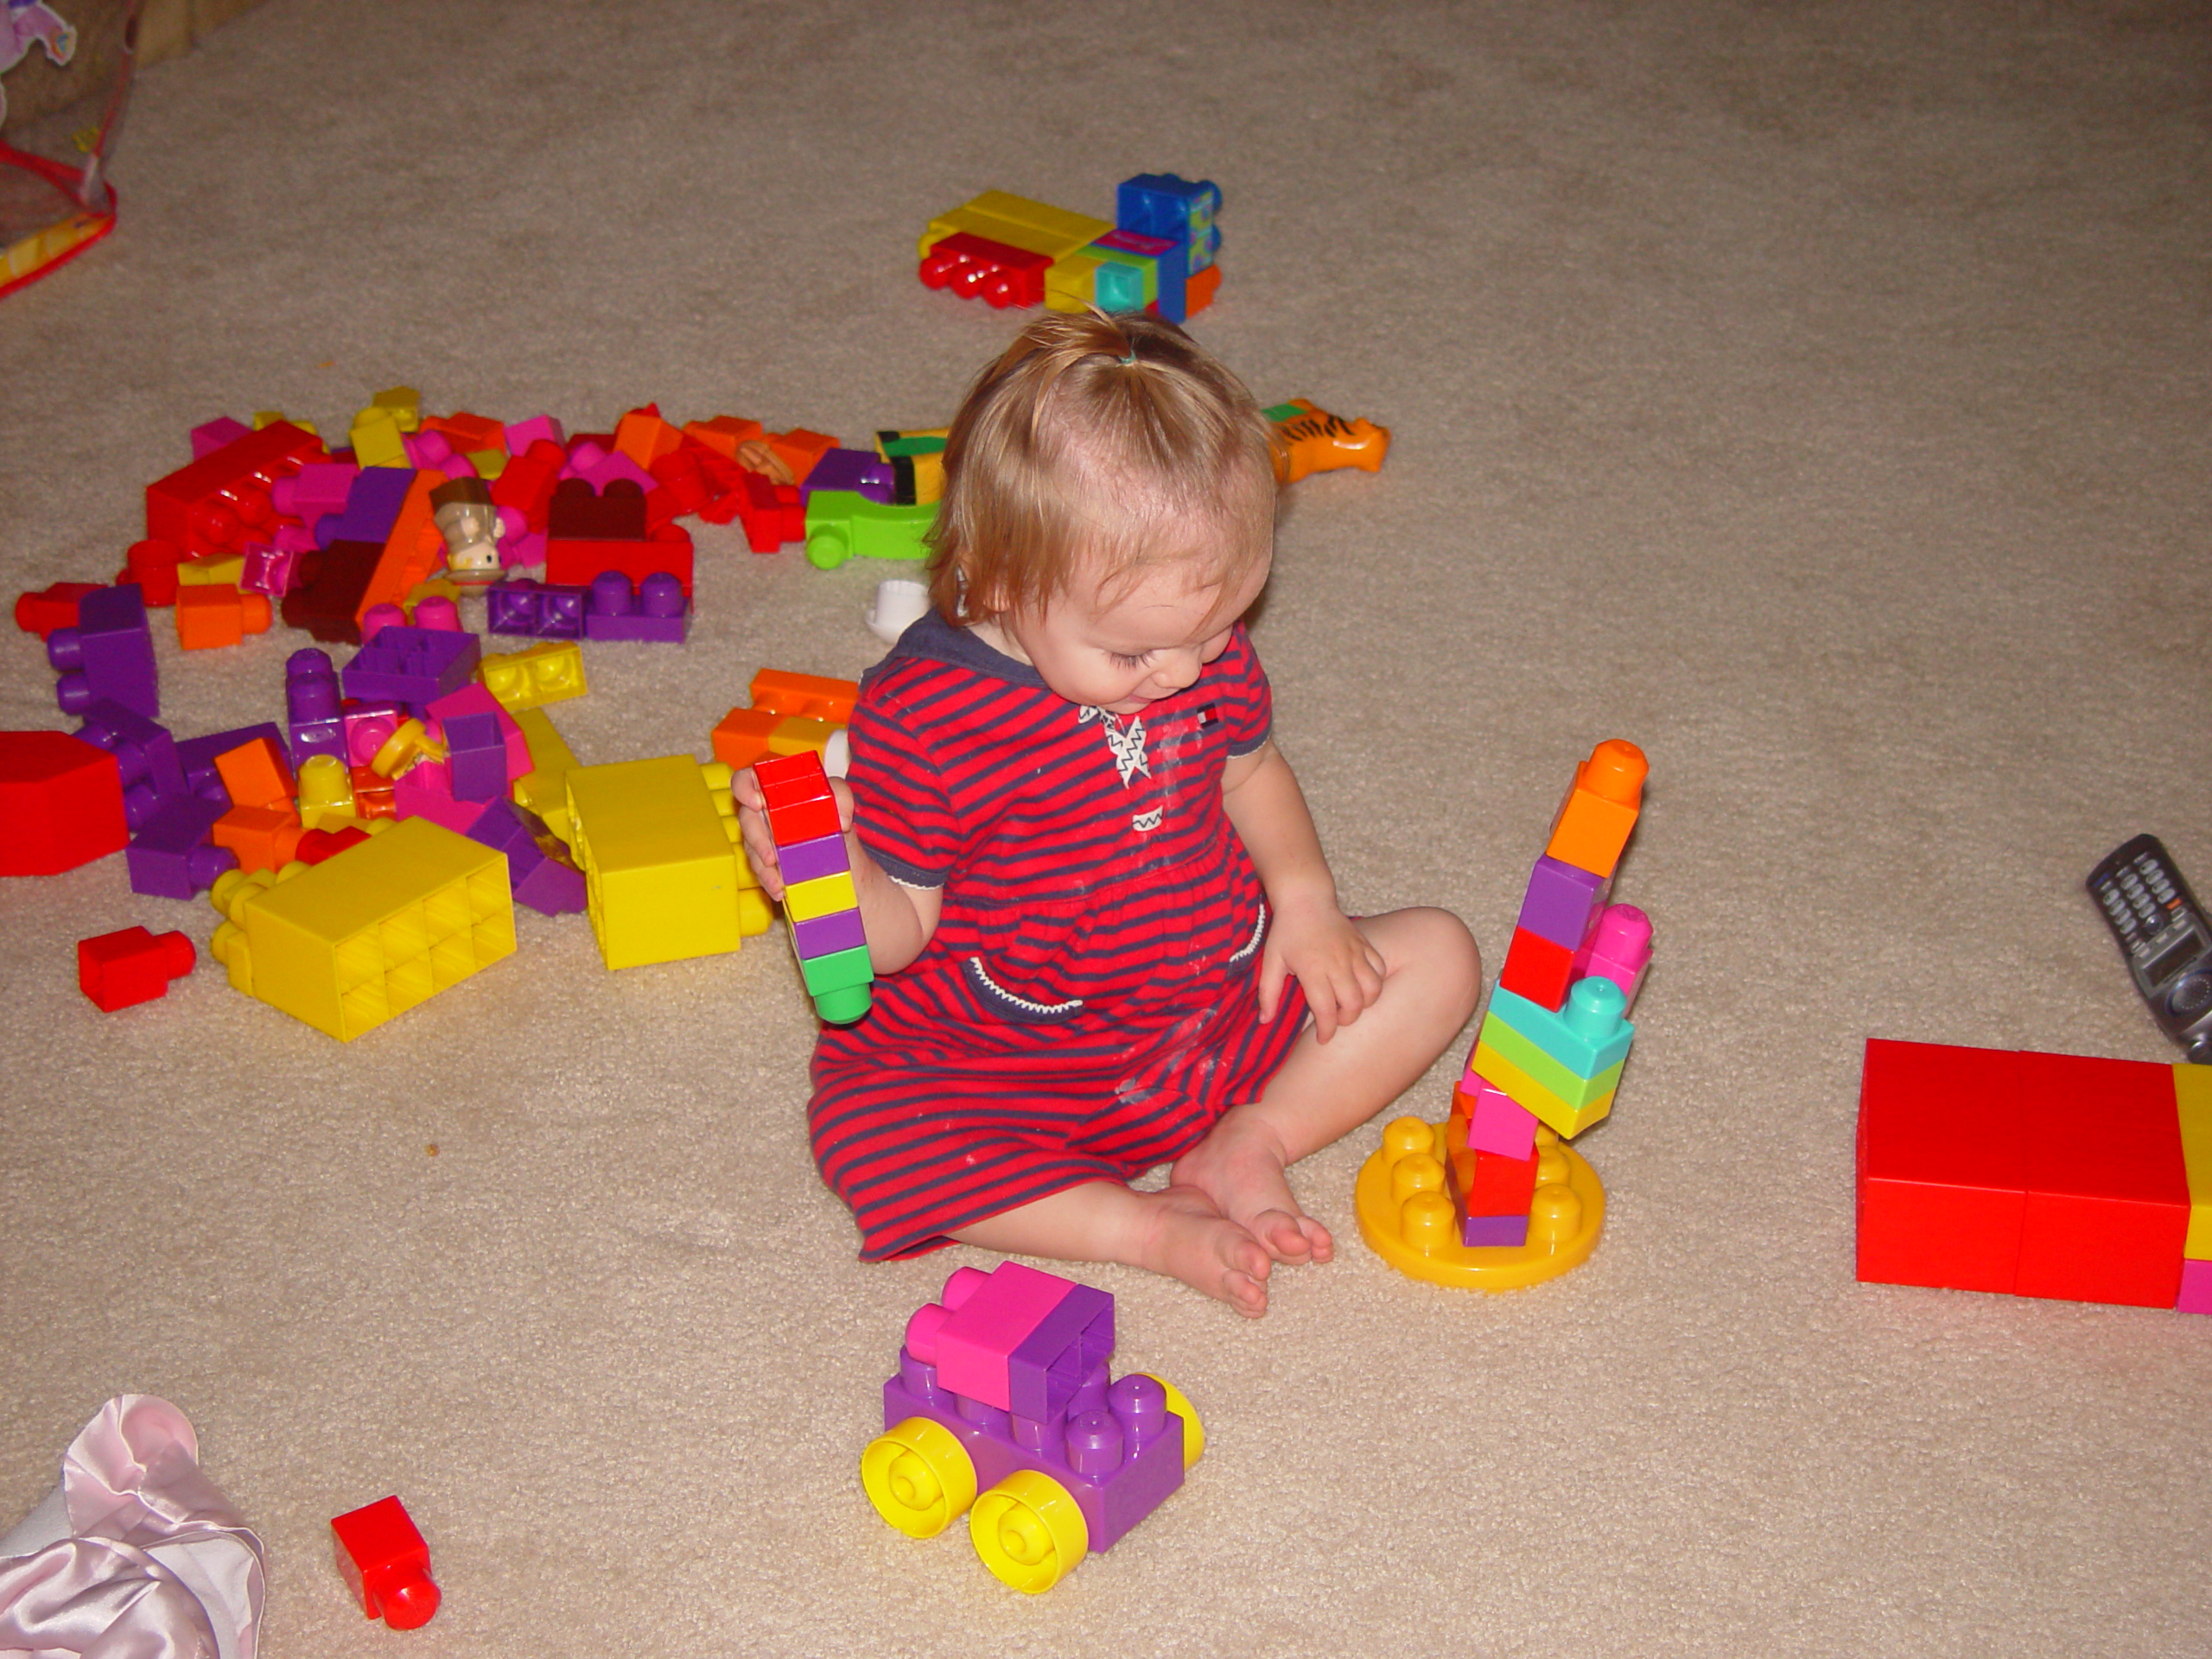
[[1385, 906, 1484, 1011]]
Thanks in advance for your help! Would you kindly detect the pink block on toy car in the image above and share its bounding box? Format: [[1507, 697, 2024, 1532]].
[[1464, 1075, 1538, 1159], [928, 1262, 1077, 1413]]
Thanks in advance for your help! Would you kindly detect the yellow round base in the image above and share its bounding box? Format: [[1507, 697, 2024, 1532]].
[[1354, 1115, 1605, 1290]]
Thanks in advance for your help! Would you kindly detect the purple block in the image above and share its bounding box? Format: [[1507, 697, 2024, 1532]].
[[48, 584, 159, 719], [1461, 1212, 1531, 1248], [2178, 1259, 2212, 1316], [175, 723, 289, 800], [428, 684, 527, 779], [1515, 855, 1611, 952], [284, 648, 348, 766], [779, 831, 851, 885], [799, 447, 896, 505], [463, 798, 586, 915], [792, 908, 867, 960], [127, 794, 235, 898], [581, 570, 687, 644], [341, 626, 482, 706], [322, 466, 416, 547], [442, 710, 506, 802], [883, 1344, 1182, 1555], [73, 700, 186, 830], [485, 579, 586, 639], [1005, 1282, 1116, 1423]]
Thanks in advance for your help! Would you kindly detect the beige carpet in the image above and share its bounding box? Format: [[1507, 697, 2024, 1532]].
[[3, 2, 2209, 1654]]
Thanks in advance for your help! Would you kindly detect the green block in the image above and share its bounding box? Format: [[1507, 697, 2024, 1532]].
[[876, 434, 947, 457], [1477, 1008, 1624, 1107], [1261, 403, 1307, 423], [804, 493, 937, 569], [800, 944, 874, 996]]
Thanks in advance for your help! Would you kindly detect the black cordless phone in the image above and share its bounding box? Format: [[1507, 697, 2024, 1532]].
[[2086, 834, 2212, 1063]]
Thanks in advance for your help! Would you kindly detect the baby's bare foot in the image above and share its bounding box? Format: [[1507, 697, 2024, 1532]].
[[1134, 1185, 1274, 1318], [1170, 1108, 1335, 1267]]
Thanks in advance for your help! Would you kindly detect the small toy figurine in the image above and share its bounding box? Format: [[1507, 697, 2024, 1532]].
[[861, 1262, 1203, 1592], [429, 477, 502, 583], [330, 1494, 440, 1630]]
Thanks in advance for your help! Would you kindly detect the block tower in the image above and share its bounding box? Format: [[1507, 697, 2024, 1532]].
[[1356, 739, 1653, 1289], [754, 749, 874, 1025]]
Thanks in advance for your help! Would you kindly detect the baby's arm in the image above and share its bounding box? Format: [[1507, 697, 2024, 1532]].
[[732, 769, 942, 973], [1220, 739, 1385, 1040]]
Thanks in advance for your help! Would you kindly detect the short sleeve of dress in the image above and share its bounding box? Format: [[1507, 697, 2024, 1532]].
[[845, 683, 958, 889], [1214, 624, 1274, 757]]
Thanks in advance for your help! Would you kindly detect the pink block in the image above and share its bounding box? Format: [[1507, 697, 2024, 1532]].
[[1574, 902, 1651, 1014], [934, 1262, 1077, 1413], [505, 415, 565, 454], [1465, 1076, 1538, 1159], [427, 683, 530, 780], [275, 460, 360, 522], [2177, 1260, 2212, 1315], [190, 416, 252, 459], [499, 530, 546, 570], [391, 761, 483, 834]]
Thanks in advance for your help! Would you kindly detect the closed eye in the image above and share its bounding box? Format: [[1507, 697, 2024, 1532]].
[[1109, 651, 1153, 669]]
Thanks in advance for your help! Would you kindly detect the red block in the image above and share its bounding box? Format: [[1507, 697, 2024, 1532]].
[[1463, 1143, 1539, 1216], [544, 524, 694, 597], [2014, 1050, 2188, 1307], [0, 731, 129, 876], [488, 439, 565, 533], [1856, 1039, 2027, 1295], [1497, 925, 1576, 1011], [331, 1495, 440, 1630], [144, 420, 322, 557], [15, 582, 101, 639], [78, 926, 195, 1011], [918, 231, 1052, 308]]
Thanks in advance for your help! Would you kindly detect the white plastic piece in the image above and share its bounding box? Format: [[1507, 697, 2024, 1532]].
[[823, 728, 851, 779], [867, 578, 931, 647]]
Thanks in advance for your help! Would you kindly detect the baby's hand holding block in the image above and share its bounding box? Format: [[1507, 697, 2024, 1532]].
[[754, 750, 873, 1024]]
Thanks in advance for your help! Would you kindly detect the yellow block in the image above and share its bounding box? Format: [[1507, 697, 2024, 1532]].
[[206, 817, 515, 1041], [1471, 1040, 1615, 1140], [785, 870, 858, 924], [480, 639, 587, 711], [1043, 252, 1103, 315], [567, 756, 748, 969], [350, 408, 410, 469], [510, 706, 580, 846], [2177, 1064, 2212, 1259], [920, 192, 1112, 264], [175, 554, 246, 588]]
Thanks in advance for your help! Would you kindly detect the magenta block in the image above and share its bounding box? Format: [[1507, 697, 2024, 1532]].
[[190, 416, 252, 459], [1576, 902, 1652, 1013], [505, 415, 564, 454], [2178, 1260, 2212, 1315], [926, 1262, 1077, 1413], [1465, 1077, 1538, 1160], [391, 763, 483, 834]]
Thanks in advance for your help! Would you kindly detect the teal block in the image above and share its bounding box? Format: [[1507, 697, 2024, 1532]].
[[1092, 260, 1147, 314], [1486, 978, 1634, 1077]]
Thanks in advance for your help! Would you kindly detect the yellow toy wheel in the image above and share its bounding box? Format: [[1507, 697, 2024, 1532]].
[[969, 1470, 1089, 1593], [1138, 1374, 1205, 1470], [861, 1418, 976, 1539]]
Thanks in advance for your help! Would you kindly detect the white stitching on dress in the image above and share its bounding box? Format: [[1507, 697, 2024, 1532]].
[[966, 957, 1086, 1015], [1228, 901, 1268, 965]]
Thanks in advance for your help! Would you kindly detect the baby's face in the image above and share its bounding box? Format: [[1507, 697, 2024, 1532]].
[[988, 543, 1270, 716]]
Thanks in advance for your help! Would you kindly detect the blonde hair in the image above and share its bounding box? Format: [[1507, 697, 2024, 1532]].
[[925, 310, 1277, 626]]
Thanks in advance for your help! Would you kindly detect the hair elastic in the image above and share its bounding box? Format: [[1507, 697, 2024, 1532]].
[[1117, 346, 1139, 366]]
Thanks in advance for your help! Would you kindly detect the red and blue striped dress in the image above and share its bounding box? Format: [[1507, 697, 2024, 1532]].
[[810, 611, 1308, 1260]]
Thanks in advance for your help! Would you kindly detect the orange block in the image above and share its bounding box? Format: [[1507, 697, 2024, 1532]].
[[710, 707, 782, 770], [213, 803, 302, 872], [213, 735, 297, 810], [751, 668, 858, 723], [357, 469, 451, 625], [175, 583, 272, 650], [767, 429, 837, 484], [1183, 263, 1222, 316], [613, 404, 683, 469], [1543, 740, 1647, 879], [682, 416, 765, 461]]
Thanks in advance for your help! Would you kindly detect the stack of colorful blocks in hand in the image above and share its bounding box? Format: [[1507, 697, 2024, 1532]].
[[861, 1262, 1204, 1594], [4, 390, 921, 1039], [752, 750, 873, 1025], [1858, 1039, 2212, 1313], [918, 174, 1224, 324], [1357, 738, 1652, 1290]]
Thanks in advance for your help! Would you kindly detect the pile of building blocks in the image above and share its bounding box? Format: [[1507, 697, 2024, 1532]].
[[753, 750, 872, 1025], [1858, 1039, 2212, 1313], [861, 1262, 1203, 1594], [3, 391, 913, 1039], [918, 175, 1224, 323], [1357, 738, 1653, 1290]]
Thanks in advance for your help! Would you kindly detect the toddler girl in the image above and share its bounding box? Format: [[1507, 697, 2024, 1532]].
[[734, 312, 1480, 1316]]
